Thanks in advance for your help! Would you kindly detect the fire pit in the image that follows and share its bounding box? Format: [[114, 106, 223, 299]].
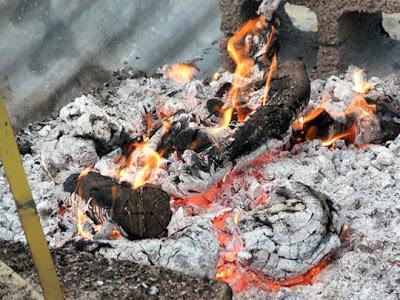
[[1, 1, 400, 299]]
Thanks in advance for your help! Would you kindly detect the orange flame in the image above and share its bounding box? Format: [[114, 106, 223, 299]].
[[76, 207, 91, 240], [117, 119, 171, 189], [133, 144, 163, 188], [352, 69, 372, 94], [321, 125, 356, 147], [215, 16, 266, 132], [262, 51, 278, 106], [294, 91, 375, 147], [167, 64, 196, 84]]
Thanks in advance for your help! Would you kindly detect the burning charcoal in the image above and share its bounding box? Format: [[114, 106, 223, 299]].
[[238, 181, 342, 281], [229, 60, 310, 160], [63, 172, 172, 240]]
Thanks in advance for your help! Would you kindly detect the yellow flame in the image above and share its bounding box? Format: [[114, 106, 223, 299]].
[[167, 64, 196, 84], [352, 69, 372, 94], [76, 207, 91, 240], [214, 16, 266, 132], [133, 144, 163, 188], [262, 51, 278, 106]]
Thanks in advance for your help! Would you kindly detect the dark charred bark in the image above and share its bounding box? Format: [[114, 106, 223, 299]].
[[366, 93, 400, 142], [63, 172, 172, 240], [228, 60, 310, 160]]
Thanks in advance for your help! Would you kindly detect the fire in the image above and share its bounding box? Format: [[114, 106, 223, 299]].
[[262, 24, 278, 106], [216, 16, 267, 131], [352, 69, 372, 94], [321, 125, 356, 147], [167, 64, 196, 84], [76, 207, 91, 240], [294, 91, 376, 146], [262, 51, 278, 105], [133, 144, 163, 188]]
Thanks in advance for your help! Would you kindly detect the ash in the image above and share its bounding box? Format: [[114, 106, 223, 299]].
[[1, 67, 400, 299]]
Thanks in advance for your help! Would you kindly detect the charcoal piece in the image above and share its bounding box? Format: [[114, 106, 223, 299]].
[[238, 181, 342, 281], [63, 172, 121, 210], [366, 94, 400, 142], [63, 172, 172, 239], [173, 128, 214, 154], [229, 60, 310, 160], [215, 82, 232, 98], [207, 98, 225, 116], [112, 184, 172, 239]]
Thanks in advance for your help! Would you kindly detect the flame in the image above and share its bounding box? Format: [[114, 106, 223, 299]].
[[262, 51, 278, 105], [215, 16, 266, 132], [117, 119, 171, 188], [294, 91, 375, 147], [76, 207, 90, 240], [352, 69, 372, 94], [133, 144, 163, 188], [167, 64, 196, 84], [321, 125, 356, 147], [262, 24, 278, 106]]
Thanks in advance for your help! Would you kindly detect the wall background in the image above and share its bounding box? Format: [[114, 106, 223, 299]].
[[0, 0, 221, 129]]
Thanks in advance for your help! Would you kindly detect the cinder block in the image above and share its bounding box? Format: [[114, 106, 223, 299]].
[[218, 0, 400, 77]]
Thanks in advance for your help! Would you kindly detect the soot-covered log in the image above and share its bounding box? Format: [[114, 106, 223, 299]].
[[229, 60, 310, 160], [63, 172, 172, 240]]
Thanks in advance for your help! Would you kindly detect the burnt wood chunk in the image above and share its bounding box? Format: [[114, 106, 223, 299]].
[[63, 172, 172, 240], [229, 60, 310, 159], [366, 93, 400, 142], [112, 184, 172, 239]]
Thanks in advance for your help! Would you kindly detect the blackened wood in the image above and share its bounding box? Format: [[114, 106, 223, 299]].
[[366, 93, 400, 142], [63, 172, 172, 239], [228, 60, 310, 160], [112, 184, 172, 239]]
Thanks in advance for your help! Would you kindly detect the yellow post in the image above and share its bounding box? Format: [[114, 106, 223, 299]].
[[0, 95, 63, 300]]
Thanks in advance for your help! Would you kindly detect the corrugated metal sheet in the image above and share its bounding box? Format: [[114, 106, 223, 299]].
[[0, 0, 221, 129]]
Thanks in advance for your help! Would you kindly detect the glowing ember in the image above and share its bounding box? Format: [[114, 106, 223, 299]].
[[212, 208, 332, 294], [352, 69, 372, 94], [167, 64, 196, 84]]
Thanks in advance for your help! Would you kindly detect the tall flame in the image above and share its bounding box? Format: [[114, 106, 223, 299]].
[[216, 16, 266, 132]]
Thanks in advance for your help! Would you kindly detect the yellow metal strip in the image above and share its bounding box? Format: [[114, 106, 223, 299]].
[[0, 96, 63, 300]]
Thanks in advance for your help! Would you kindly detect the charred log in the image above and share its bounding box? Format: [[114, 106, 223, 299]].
[[63, 172, 172, 240], [366, 93, 400, 142], [229, 60, 310, 160]]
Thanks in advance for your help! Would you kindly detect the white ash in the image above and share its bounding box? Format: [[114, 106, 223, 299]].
[[237, 181, 342, 281], [99, 215, 219, 279]]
